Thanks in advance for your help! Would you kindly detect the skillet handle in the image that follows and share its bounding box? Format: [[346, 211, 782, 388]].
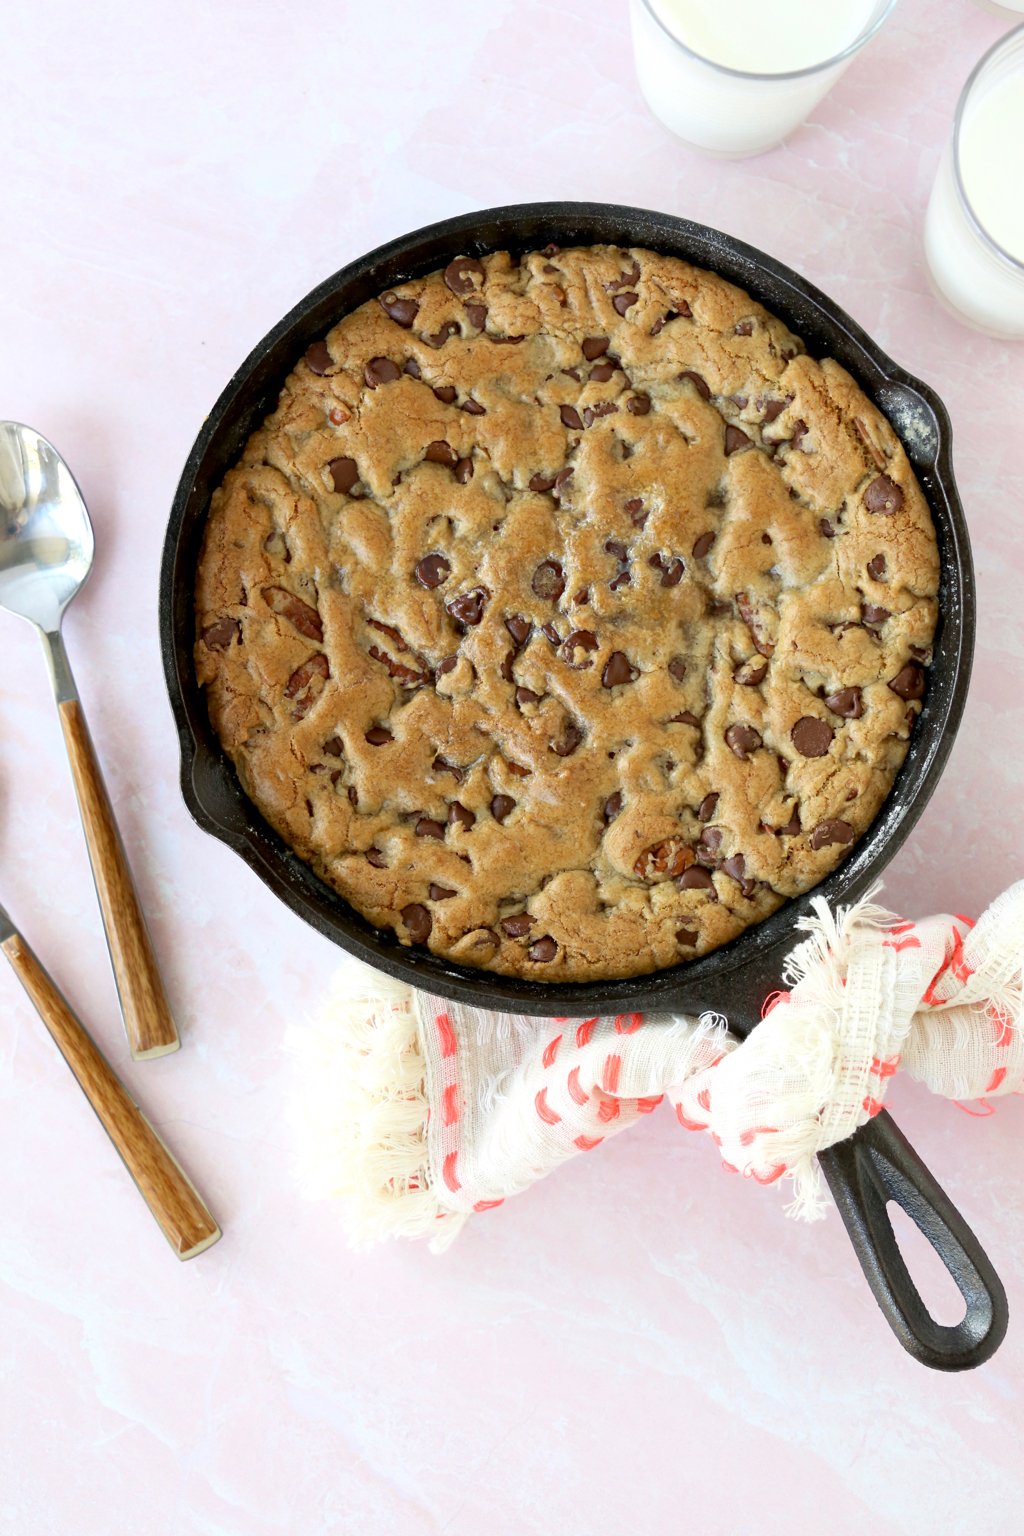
[[818, 1110, 1007, 1370]]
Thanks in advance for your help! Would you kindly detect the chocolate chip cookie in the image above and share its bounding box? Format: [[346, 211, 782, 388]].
[[194, 243, 939, 981]]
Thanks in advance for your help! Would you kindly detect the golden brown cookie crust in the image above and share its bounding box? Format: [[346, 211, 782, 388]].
[[194, 244, 939, 982]]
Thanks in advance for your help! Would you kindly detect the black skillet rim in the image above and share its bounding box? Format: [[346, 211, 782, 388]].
[[159, 200, 975, 1018]]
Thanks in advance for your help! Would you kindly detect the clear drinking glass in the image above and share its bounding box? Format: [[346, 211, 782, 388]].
[[629, 0, 900, 158], [923, 27, 1024, 340]]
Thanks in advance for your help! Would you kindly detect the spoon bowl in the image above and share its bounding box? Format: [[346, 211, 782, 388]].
[[0, 420, 178, 1059], [0, 424, 95, 632]]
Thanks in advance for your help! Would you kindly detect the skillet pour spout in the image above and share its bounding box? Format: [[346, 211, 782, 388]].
[[161, 201, 1005, 1369]]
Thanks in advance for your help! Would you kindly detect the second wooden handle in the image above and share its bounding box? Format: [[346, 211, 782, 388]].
[[2, 930, 219, 1259], [58, 699, 179, 1059]]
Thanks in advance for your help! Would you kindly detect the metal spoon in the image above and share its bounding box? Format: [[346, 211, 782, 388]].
[[0, 422, 178, 1058]]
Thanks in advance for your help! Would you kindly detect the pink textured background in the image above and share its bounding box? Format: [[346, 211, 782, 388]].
[[2, 1, 1023, 1531]]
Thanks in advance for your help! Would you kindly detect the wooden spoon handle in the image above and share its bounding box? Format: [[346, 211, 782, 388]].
[[1, 925, 220, 1259], [50, 657, 178, 1058]]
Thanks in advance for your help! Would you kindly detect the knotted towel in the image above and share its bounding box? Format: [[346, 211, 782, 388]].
[[291, 882, 1024, 1249]]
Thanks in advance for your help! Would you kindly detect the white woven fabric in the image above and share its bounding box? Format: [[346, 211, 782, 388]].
[[291, 882, 1024, 1248]]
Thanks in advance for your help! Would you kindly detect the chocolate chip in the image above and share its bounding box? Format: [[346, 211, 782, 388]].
[[609, 571, 630, 591], [776, 810, 801, 836], [454, 457, 474, 484], [724, 424, 751, 456], [553, 468, 574, 497], [602, 651, 635, 688], [603, 791, 623, 823], [432, 755, 463, 782], [627, 394, 651, 416], [378, 293, 419, 327], [401, 904, 432, 943], [532, 560, 565, 601], [697, 827, 723, 868], [446, 587, 488, 628], [436, 654, 458, 676], [560, 405, 583, 431], [505, 614, 532, 647], [678, 866, 717, 898], [676, 927, 699, 946], [426, 322, 460, 349], [432, 384, 457, 404], [528, 936, 558, 962], [304, 340, 332, 374], [328, 456, 360, 494], [888, 662, 925, 700], [364, 357, 401, 388], [613, 291, 638, 315], [561, 630, 598, 668], [551, 720, 583, 756], [515, 686, 539, 706], [658, 557, 684, 587], [862, 603, 890, 629], [490, 794, 515, 823], [365, 726, 393, 745], [667, 658, 688, 684], [425, 440, 458, 467], [824, 686, 863, 719], [416, 817, 446, 839], [725, 724, 761, 759], [444, 256, 485, 296], [589, 363, 615, 383], [529, 473, 556, 492], [582, 336, 610, 360], [692, 531, 716, 560], [864, 474, 903, 514], [809, 819, 854, 851], [735, 658, 768, 686], [541, 623, 561, 645], [697, 793, 719, 822], [365, 847, 386, 868], [285, 654, 330, 716], [448, 802, 475, 830], [501, 913, 535, 938], [605, 540, 628, 561], [429, 883, 457, 901], [322, 736, 344, 759], [415, 553, 451, 589], [820, 518, 836, 539], [670, 711, 701, 727], [762, 398, 787, 423], [404, 357, 422, 379], [679, 370, 711, 401], [722, 853, 756, 898], [582, 402, 619, 427], [462, 397, 486, 416], [791, 717, 834, 757], [202, 617, 240, 650], [465, 302, 487, 330], [867, 554, 887, 580]]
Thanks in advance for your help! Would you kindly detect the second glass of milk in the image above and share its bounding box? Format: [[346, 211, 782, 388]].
[[630, 0, 900, 157]]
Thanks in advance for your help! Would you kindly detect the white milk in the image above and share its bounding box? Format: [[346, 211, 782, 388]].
[[924, 30, 1024, 339], [630, 0, 893, 156]]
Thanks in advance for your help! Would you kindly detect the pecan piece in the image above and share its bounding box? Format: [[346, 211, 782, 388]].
[[261, 586, 323, 642], [633, 838, 695, 882]]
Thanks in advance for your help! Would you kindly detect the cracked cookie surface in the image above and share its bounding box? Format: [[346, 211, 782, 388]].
[[194, 243, 939, 981]]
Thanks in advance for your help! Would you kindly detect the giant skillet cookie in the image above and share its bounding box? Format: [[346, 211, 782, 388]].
[[195, 243, 938, 982]]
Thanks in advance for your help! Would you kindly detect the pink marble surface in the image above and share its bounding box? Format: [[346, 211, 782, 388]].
[[2, 0, 1023, 1530]]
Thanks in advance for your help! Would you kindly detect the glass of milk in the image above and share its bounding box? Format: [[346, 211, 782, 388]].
[[630, 0, 900, 157], [924, 27, 1024, 340]]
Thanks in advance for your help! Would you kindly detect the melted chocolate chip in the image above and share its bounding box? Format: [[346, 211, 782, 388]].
[[425, 440, 458, 467], [735, 658, 768, 686], [378, 293, 419, 327], [679, 369, 711, 401], [532, 560, 565, 601], [722, 853, 756, 898], [455, 457, 474, 484], [867, 554, 887, 580], [725, 724, 761, 759], [889, 662, 925, 700], [365, 847, 386, 867], [735, 319, 754, 336], [582, 336, 610, 360], [697, 827, 723, 868], [448, 802, 475, 830], [462, 397, 486, 416], [365, 726, 393, 745], [528, 936, 558, 962], [436, 654, 458, 676], [416, 817, 445, 839], [529, 473, 556, 492], [404, 357, 422, 379], [791, 716, 834, 757], [670, 711, 701, 727], [444, 256, 485, 296], [602, 651, 636, 688], [433, 384, 458, 404], [541, 623, 561, 645], [627, 394, 651, 416], [864, 474, 904, 514], [668, 658, 688, 684], [613, 291, 638, 315], [820, 518, 836, 539], [560, 404, 583, 431], [202, 617, 240, 650], [603, 791, 623, 823], [304, 340, 332, 374], [515, 686, 539, 706], [698, 793, 719, 822], [415, 553, 451, 589], [561, 630, 598, 668], [465, 302, 487, 329], [505, 614, 532, 647], [553, 468, 574, 498], [862, 603, 891, 630], [328, 456, 360, 494], [446, 587, 488, 628], [589, 363, 615, 383], [551, 720, 583, 757], [401, 904, 432, 943], [824, 686, 863, 719], [501, 913, 535, 938], [692, 531, 716, 560], [809, 819, 854, 851], [429, 883, 457, 901], [426, 322, 460, 349], [490, 794, 515, 823], [677, 866, 717, 898], [676, 927, 699, 946], [364, 356, 401, 388], [724, 424, 752, 456]]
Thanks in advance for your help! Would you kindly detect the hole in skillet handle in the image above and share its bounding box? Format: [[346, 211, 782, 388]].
[[818, 1113, 1008, 1370]]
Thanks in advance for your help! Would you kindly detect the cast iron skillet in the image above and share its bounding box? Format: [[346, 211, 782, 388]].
[[160, 201, 1007, 1370]]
